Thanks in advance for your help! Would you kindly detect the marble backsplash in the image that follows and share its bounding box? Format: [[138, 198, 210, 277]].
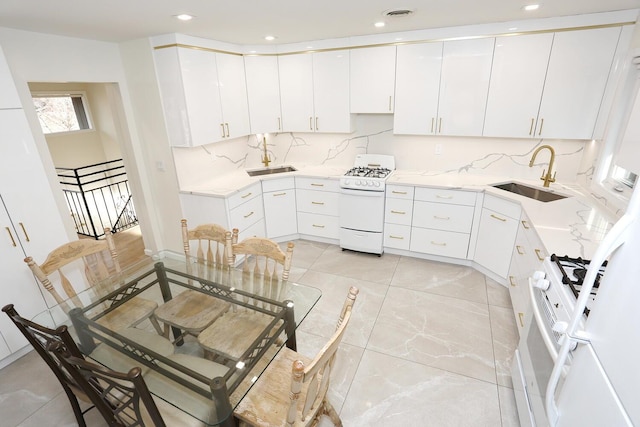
[[173, 114, 596, 189]]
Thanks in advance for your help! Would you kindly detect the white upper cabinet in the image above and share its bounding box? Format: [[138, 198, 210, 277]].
[[394, 42, 443, 135], [350, 46, 397, 113], [536, 27, 622, 140], [279, 51, 352, 133], [394, 38, 494, 136], [154, 46, 250, 146], [244, 55, 283, 134], [0, 47, 21, 110], [483, 33, 553, 138]]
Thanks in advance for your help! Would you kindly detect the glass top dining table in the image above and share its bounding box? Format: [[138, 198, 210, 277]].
[[32, 250, 321, 426]]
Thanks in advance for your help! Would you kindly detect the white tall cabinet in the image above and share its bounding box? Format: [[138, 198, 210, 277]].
[[0, 47, 69, 365], [154, 46, 251, 146], [244, 55, 283, 135], [278, 50, 352, 133]]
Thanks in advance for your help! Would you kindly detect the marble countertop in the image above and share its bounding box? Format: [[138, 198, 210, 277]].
[[180, 164, 618, 259]]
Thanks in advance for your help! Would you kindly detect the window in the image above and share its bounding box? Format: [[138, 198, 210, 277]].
[[32, 93, 91, 134], [612, 165, 637, 189]]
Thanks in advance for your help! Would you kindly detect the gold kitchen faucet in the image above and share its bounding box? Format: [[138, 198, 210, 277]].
[[529, 144, 556, 187]]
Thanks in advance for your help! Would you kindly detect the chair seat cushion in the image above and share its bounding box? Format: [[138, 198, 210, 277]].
[[96, 297, 158, 331], [154, 290, 230, 333]]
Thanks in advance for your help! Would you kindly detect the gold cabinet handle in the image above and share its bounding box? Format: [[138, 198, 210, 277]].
[[241, 192, 253, 199], [431, 117, 435, 133], [490, 214, 507, 222], [389, 235, 404, 240], [19, 222, 29, 242], [438, 118, 442, 133], [243, 211, 254, 218], [516, 245, 524, 255], [5, 227, 16, 247], [435, 194, 452, 200], [310, 183, 324, 187], [433, 215, 450, 220], [315, 117, 319, 131], [224, 123, 230, 137], [538, 118, 544, 136], [312, 224, 325, 228], [309, 117, 313, 131], [529, 118, 535, 136], [509, 276, 516, 287], [272, 192, 286, 197], [521, 220, 530, 230], [518, 312, 524, 327], [390, 210, 406, 214], [430, 241, 447, 246], [311, 201, 324, 205], [388, 96, 392, 112], [220, 123, 225, 138], [392, 190, 407, 195], [278, 117, 281, 131], [535, 249, 544, 261]]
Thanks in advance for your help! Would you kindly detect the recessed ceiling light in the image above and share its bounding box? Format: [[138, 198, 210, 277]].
[[265, 35, 276, 41], [524, 4, 540, 11], [509, 27, 518, 31], [374, 22, 386, 28], [174, 14, 194, 21]]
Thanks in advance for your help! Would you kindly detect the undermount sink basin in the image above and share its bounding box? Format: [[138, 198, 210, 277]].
[[492, 182, 568, 203], [246, 165, 297, 177]]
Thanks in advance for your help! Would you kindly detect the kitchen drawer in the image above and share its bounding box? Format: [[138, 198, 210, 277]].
[[384, 223, 411, 250], [296, 189, 339, 216], [227, 182, 262, 210], [229, 194, 264, 233], [412, 201, 474, 233], [386, 185, 414, 200], [295, 177, 340, 192], [410, 227, 470, 259], [483, 194, 521, 220], [297, 212, 339, 239], [414, 187, 477, 206], [237, 217, 266, 242], [385, 198, 413, 226], [261, 176, 295, 192]]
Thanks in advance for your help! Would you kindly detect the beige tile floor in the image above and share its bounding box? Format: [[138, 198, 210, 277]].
[[0, 239, 521, 426]]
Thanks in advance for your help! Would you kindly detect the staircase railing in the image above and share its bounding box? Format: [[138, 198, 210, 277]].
[[57, 159, 138, 239]]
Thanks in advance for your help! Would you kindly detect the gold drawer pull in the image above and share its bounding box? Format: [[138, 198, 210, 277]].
[[241, 192, 253, 199], [509, 276, 516, 287], [244, 211, 254, 218], [389, 235, 404, 240], [491, 214, 507, 222], [272, 192, 286, 197], [311, 201, 324, 205], [390, 210, 406, 214], [435, 194, 452, 199], [535, 249, 544, 261], [220, 123, 225, 138], [392, 190, 407, 195], [312, 224, 325, 228], [430, 241, 447, 246], [19, 223, 30, 242], [529, 118, 535, 136], [433, 215, 450, 220], [516, 245, 524, 255], [518, 312, 524, 327], [5, 227, 16, 247], [521, 220, 530, 229], [310, 183, 324, 187]]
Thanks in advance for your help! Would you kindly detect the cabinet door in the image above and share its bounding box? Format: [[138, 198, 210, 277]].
[[474, 206, 519, 278], [350, 46, 396, 113], [279, 54, 315, 132], [179, 48, 225, 145], [244, 55, 282, 134], [537, 27, 621, 139], [0, 46, 21, 110], [394, 42, 442, 135], [263, 189, 297, 238], [312, 50, 352, 133], [216, 53, 251, 139], [483, 33, 553, 138], [438, 38, 495, 136]]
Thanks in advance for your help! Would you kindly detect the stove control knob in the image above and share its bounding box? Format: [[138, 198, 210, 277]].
[[374, 181, 380, 187], [367, 181, 374, 186], [355, 180, 361, 186], [533, 278, 550, 291], [532, 270, 546, 281], [343, 179, 350, 186]]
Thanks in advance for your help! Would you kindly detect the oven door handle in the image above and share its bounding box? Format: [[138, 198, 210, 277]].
[[339, 188, 384, 197], [528, 279, 559, 362]]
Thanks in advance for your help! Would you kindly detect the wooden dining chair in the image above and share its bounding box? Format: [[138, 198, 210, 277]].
[[24, 228, 162, 334], [2, 304, 96, 427], [48, 341, 207, 427], [234, 286, 359, 427], [153, 220, 237, 341], [197, 237, 295, 361]]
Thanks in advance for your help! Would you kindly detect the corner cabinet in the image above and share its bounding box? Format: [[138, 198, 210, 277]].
[[350, 46, 397, 114], [278, 51, 352, 133], [153, 46, 250, 147], [262, 177, 297, 240]]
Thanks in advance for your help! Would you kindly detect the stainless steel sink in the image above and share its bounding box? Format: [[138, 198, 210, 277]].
[[492, 182, 567, 202], [246, 165, 297, 177]]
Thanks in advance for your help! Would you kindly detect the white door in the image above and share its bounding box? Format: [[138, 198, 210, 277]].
[[483, 33, 553, 138], [312, 50, 352, 133], [350, 46, 396, 113], [216, 52, 251, 139], [394, 42, 443, 135], [244, 55, 282, 134], [279, 54, 314, 132]]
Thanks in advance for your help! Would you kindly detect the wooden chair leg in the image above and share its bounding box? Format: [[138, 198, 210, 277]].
[[148, 315, 163, 336], [323, 399, 343, 427]]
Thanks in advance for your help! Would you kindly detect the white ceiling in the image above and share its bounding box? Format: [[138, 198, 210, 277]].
[[0, 1, 639, 45]]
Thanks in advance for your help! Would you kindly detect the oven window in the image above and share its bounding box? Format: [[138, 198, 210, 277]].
[[526, 318, 554, 399]]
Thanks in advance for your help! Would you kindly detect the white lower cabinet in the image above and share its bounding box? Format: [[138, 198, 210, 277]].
[[262, 178, 297, 239], [474, 194, 521, 279], [384, 185, 414, 250], [295, 177, 340, 240]]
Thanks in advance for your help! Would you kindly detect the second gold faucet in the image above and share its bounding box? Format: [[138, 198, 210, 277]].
[[529, 144, 556, 187]]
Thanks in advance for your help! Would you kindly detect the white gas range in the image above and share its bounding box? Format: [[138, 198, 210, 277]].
[[338, 154, 395, 255]]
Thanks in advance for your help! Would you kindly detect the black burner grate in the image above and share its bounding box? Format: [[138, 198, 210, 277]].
[[550, 254, 607, 316]]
